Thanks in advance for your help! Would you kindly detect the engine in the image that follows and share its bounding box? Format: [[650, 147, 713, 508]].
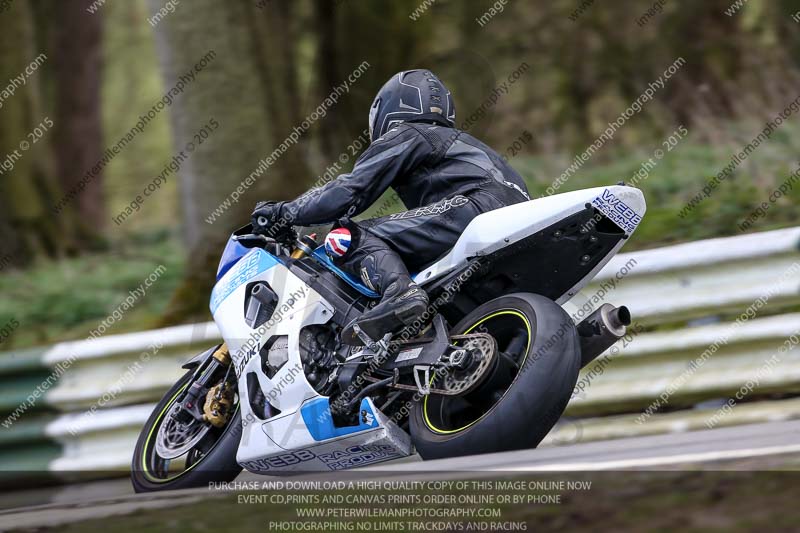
[[299, 325, 339, 394], [260, 326, 339, 396]]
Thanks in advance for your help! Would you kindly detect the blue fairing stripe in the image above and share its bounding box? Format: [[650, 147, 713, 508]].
[[311, 247, 380, 298], [300, 397, 379, 441], [210, 249, 279, 314]]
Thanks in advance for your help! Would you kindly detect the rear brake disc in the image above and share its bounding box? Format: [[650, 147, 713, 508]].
[[439, 333, 498, 396]]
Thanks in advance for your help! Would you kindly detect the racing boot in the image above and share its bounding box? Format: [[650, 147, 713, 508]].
[[341, 249, 429, 345]]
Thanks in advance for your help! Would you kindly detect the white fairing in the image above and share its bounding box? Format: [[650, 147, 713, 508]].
[[414, 185, 646, 303], [212, 253, 412, 472], [210, 185, 645, 473]]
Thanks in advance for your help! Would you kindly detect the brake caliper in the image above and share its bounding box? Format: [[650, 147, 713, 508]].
[[203, 382, 234, 428]]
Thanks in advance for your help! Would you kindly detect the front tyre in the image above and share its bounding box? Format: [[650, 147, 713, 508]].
[[410, 293, 580, 459], [131, 370, 242, 492]]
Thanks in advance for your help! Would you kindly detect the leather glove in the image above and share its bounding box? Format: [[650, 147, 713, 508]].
[[251, 201, 279, 234]]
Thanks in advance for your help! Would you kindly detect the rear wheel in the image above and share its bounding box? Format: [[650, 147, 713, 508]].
[[409, 293, 580, 459], [131, 370, 242, 492]]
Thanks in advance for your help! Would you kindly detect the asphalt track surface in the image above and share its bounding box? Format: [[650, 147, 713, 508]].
[[1, 419, 798, 530]]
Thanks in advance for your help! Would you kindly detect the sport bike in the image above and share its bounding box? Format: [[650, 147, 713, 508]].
[[131, 184, 645, 491]]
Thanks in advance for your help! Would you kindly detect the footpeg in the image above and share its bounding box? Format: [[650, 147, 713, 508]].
[[354, 325, 394, 363]]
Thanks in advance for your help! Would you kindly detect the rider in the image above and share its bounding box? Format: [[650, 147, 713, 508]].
[[251, 70, 530, 343]]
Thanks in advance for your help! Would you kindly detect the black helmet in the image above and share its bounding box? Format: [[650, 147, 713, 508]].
[[368, 70, 456, 142]]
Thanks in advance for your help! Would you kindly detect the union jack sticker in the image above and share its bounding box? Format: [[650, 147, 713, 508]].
[[324, 228, 351, 258]]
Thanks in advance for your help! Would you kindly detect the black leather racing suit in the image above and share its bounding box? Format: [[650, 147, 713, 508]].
[[267, 122, 530, 274]]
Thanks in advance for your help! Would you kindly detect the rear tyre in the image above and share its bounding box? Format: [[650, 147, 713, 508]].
[[409, 293, 580, 459], [131, 370, 242, 492]]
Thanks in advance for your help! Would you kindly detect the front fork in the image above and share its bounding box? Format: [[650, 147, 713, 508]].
[[173, 343, 234, 425]]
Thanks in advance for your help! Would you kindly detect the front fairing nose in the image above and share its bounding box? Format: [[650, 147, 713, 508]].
[[216, 235, 249, 281]]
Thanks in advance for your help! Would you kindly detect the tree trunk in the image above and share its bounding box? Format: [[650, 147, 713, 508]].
[[53, 0, 106, 235], [149, 0, 312, 323], [246, 1, 316, 188], [312, 0, 433, 152], [312, 0, 344, 163], [0, 0, 66, 266]]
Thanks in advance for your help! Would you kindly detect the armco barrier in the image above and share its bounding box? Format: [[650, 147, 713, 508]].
[[1, 226, 799, 477], [575, 226, 800, 325], [0, 322, 221, 476]]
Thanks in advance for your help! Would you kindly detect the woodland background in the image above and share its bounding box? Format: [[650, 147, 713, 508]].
[[1, 0, 799, 348]]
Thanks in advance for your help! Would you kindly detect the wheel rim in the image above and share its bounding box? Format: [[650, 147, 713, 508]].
[[423, 309, 532, 435], [141, 382, 238, 483]]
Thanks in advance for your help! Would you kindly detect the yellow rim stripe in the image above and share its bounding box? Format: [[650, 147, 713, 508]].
[[142, 384, 192, 483], [423, 309, 532, 435], [141, 382, 238, 484]]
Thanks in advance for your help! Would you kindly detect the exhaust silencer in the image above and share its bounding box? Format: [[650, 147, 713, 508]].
[[576, 304, 631, 368]]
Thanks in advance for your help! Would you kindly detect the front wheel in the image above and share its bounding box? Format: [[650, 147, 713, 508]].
[[131, 370, 242, 492], [409, 293, 580, 459]]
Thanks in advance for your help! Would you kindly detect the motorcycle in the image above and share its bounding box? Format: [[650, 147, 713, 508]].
[[131, 184, 645, 491]]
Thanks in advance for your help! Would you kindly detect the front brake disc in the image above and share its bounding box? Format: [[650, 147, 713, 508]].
[[155, 402, 212, 460]]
